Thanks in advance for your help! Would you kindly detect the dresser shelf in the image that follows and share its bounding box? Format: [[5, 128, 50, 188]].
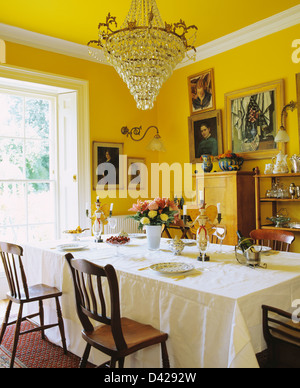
[[254, 168, 300, 234]]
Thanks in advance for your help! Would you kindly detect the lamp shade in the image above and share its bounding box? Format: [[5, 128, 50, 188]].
[[274, 126, 290, 143], [146, 136, 166, 152]]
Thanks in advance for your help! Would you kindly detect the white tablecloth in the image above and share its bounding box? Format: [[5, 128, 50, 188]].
[[21, 236, 300, 368]]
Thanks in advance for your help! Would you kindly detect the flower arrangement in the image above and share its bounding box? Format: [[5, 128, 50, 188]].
[[217, 150, 241, 160], [128, 198, 179, 230]]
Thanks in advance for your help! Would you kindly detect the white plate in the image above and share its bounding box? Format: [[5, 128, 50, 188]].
[[129, 233, 146, 239], [150, 262, 194, 274], [56, 243, 88, 251]]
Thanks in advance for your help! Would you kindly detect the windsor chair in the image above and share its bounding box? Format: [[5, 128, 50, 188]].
[[66, 253, 169, 368], [250, 229, 295, 252], [0, 241, 67, 368]]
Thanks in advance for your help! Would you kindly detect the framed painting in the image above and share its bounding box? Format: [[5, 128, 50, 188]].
[[93, 142, 124, 190], [188, 109, 223, 164], [225, 79, 284, 160], [187, 68, 215, 115], [127, 157, 146, 189]]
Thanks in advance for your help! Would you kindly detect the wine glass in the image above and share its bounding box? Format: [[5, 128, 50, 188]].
[[214, 225, 227, 253], [197, 233, 210, 271], [108, 217, 117, 233]]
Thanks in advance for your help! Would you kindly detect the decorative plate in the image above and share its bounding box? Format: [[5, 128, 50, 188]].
[[150, 262, 194, 274], [56, 243, 88, 251], [129, 233, 146, 239]]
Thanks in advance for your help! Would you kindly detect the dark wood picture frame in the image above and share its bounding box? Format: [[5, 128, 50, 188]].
[[188, 109, 223, 164]]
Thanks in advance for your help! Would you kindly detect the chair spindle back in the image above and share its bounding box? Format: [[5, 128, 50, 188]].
[[65, 253, 127, 351], [0, 242, 29, 299]]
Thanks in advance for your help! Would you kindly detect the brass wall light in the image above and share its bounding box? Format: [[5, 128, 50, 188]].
[[121, 125, 166, 152], [275, 100, 298, 143]]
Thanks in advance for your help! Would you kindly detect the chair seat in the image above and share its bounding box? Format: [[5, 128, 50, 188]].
[[83, 317, 168, 355], [7, 283, 62, 303]]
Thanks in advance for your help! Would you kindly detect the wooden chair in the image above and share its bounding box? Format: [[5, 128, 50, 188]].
[[262, 305, 300, 368], [65, 253, 169, 368], [250, 229, 295, 252], [0, 242, 67, 368]]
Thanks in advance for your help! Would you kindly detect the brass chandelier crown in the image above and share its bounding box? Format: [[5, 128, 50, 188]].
[[88, 0, 198, 110]]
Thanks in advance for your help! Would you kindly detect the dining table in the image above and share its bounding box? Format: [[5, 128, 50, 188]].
[[20, 234, 300, 368]]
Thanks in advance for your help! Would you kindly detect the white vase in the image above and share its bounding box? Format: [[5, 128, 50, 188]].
[[145, 225, 162, 250]]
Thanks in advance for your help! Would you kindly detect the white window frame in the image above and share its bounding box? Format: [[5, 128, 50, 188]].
[[0, 88, 58, 241], [0, 64, 91, 227], [0, 65, 90, 298]]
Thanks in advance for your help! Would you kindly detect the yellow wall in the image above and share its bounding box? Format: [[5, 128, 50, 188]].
[[4, 41, 159, 215], [156, 24, 300, 250], [3, 24, 300, 250], [157, 25, 300, 166]]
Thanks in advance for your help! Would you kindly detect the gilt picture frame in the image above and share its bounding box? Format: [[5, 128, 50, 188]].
[[127, 157, 146, 190], [296, 73, 300, 140], [188, 68, 215, 115], [93, 141, 124, 190], [188, 109, 223, 164], [224, 79, 284, 160]]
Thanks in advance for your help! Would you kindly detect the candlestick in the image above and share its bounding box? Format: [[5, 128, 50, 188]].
[[199, 190, 204, 201]]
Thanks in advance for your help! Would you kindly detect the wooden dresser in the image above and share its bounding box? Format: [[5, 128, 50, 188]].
[[194, 171, 256, 245]]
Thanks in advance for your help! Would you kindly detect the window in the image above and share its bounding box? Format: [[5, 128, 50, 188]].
[[0, 89, 57, 243], [0, 68, 90, 297]]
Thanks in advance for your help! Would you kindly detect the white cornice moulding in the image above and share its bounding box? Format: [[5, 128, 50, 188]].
[[0, 4, 299, 68], [0, 23, 107, 65], [177, 4, 300, 69]]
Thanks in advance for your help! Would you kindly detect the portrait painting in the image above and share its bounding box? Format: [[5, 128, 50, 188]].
[[225, 79, 284, 160], [93, 142, 124, 190], [188, 69, 215, 115], [188, 110, 223, 164]]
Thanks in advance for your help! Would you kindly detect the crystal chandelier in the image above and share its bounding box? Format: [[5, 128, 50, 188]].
[[88, 0, 197, 110]]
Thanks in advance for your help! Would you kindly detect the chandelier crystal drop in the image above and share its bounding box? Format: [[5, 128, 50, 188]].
[[88, 0, 197, 110]]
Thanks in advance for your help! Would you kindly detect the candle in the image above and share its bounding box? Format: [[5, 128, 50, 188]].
[[217, 203, 221, 213], [110, 203, 114, 211], [199, 190, 204, 201], [183, 205, 187, 215]]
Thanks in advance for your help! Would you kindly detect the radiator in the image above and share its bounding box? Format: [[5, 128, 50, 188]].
[[103, 215, 140, 235]]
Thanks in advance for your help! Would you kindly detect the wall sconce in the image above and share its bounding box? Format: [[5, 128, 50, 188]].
[[121, 125, 166, 152], [275, 100, 298, 143]]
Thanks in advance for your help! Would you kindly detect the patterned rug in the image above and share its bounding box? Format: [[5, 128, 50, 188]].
[[0, 320, 94, 368]]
